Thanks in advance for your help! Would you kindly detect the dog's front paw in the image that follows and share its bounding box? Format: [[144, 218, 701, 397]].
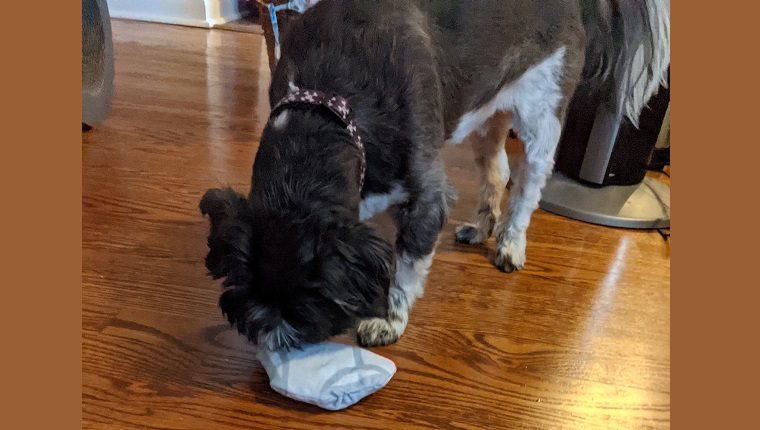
[[494, 240, 526, 273], [455, 223, 491, 245], [357, 318, 401, 347]]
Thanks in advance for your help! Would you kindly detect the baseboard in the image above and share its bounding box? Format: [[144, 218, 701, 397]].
[[208, 0, 249, 26], [109, 0, 246, 28], [208, 11, 243, 26], [207, 0, 249, 27]]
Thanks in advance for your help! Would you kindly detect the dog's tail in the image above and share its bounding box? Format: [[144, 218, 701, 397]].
[[579, 0, 670, 127]]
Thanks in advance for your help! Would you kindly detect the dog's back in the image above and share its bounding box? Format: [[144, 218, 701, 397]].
[[424, 0, 670, 132], [421, 0, 586, 135]]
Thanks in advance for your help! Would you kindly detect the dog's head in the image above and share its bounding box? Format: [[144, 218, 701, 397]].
[[199, 187, 393, 350]]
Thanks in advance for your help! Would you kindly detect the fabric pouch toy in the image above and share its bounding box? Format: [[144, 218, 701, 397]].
[[257, 342, 396, 411]]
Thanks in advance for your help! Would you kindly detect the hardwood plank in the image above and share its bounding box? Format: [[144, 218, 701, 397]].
[[82, 19, 670, 429]]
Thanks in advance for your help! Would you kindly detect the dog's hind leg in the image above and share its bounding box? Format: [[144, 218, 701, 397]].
[[450, 44, 580, 272], [492, 111, 561, 272], [455, 112, 512, 244], [491, 47, 580, 273]]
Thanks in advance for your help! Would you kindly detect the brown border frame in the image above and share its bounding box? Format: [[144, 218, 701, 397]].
[[5, 1, 81, 428], [5, 1, 758, 428], [674, 2, 759, 429]]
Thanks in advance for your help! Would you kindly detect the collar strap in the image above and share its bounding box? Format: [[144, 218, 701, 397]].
[[270, 86, 366, 188]]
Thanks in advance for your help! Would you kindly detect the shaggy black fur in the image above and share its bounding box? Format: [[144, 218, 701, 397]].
[[200, 185, 393, 349], [200, 0, 454, 350]]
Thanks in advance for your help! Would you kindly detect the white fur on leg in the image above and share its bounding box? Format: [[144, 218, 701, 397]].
[[394, 251, 433, 302], [357, 252, 433, 347], [495, 111, 562, 272], [359, 183, 409, 221]]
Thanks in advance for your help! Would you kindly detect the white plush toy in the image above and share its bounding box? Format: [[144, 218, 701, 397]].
[[257, 342, 396, 411]]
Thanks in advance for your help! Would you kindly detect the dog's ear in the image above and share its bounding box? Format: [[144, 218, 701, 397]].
[[199, 188, 248, 235], [199, 188, 254, 286], [352, 228, 393, 319], [323, 222, 393, 319]]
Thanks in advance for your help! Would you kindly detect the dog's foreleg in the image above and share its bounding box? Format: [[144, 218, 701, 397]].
[[356, 251, 433, 347], [357, 163, 453, 347]]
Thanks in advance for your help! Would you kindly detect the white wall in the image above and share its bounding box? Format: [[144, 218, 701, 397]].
[[108, 0, 245, 28]]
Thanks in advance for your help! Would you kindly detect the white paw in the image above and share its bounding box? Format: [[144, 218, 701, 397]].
[[495, 239, 526, 273], [356, 318, 402, 347]]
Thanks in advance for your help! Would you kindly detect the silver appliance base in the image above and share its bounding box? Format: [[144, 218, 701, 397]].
[[539, 173, 670, 229]]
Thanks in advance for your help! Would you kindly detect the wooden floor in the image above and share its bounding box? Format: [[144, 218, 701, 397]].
[[82, 20, 671, 430]]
